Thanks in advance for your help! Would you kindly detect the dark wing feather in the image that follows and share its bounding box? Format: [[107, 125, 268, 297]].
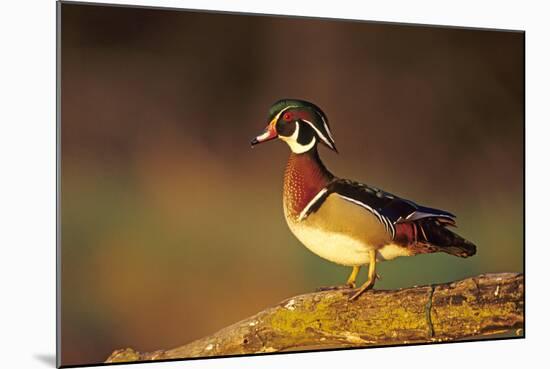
[[326, 179, 455, 225]]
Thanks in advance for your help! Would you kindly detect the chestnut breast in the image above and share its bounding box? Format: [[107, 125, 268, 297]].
[[283, 151, 332, 221]]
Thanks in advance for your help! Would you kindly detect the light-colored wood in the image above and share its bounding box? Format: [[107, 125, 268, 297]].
[[106, 273, 524, 364]]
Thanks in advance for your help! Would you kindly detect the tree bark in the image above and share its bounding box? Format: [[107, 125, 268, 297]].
[[106, 272, 524, 363]]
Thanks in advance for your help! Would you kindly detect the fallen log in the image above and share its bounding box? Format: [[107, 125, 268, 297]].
[[106, 272, 524, 363]]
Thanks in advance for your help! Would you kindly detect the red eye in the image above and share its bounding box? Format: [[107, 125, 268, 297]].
[[283, 113, 292, 121]]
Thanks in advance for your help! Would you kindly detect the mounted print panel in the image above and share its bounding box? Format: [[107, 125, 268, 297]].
[[57, 1, 524, 367]]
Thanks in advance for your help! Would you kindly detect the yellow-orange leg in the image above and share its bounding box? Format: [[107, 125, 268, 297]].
[[346, 266, 361, 288], [349, 250, 377, 301]]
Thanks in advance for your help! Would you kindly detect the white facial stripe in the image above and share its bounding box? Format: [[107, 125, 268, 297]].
[[299, 188, 328, 221], [273, 105, 299, 123], [319, 114, 335, 143], [323, 121, 335, 143], [324, 122, 334, 142], [301, 119, 334, 149], [280, 122, 316, 154]]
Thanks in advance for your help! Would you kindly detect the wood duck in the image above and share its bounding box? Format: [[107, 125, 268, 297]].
[[251, 99, 476, 300]]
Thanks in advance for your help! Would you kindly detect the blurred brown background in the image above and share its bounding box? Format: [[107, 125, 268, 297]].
[[60, 3, 524, 366]]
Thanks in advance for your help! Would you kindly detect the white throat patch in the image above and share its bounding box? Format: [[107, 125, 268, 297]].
[[280, 122, 316, 154]]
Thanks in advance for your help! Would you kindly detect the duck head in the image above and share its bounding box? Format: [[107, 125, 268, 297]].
[[251, 99, 337, 154]]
